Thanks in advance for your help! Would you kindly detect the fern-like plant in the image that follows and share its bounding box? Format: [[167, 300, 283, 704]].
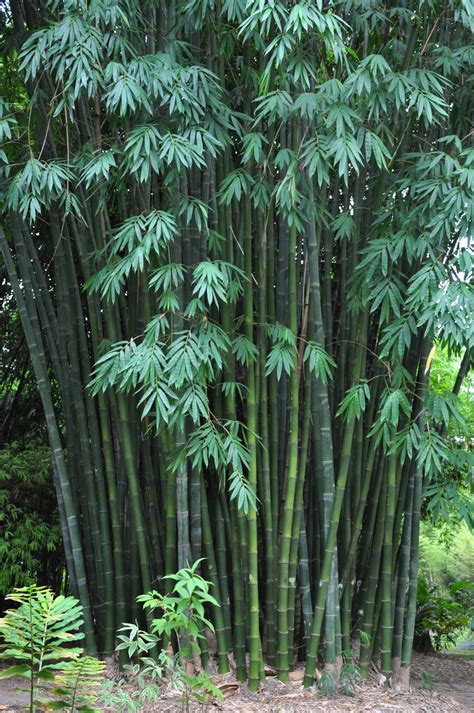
[[47, 656, 105, 711], [0, 585, 103, 712]]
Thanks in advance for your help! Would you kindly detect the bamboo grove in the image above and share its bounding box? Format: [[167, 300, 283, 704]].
[[0, 0, 472, 692]]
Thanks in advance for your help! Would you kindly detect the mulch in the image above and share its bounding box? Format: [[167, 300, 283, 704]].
[[1, 653, 472, 711], [132, 654, 473, 712]]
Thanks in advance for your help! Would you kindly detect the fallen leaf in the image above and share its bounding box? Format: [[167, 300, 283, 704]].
[[217, 682, 240, 699], [288, 670, 304, 680]]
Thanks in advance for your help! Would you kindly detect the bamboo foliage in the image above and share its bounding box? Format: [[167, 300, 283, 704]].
[[0, 0, 472, 692]]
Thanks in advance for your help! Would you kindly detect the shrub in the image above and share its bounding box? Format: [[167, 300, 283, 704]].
[[0, 443, 63, 603], [415, 576, 474, 651]]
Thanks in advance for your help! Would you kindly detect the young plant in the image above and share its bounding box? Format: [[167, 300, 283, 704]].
[[420, 671, 435, 690], [138, 559, 218, 659], [141, 560, 223, 710], [0, 585, 104, 712], [47, 656, 105, 711], [339, 660, 362, 696], [317, 670, 338, 698], [100, 625, 181, 711], [111, 561, 223, 712], [100, 672, 164, 713]]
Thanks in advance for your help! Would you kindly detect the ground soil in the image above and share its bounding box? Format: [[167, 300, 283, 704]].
[[0, 653, 472, 711]]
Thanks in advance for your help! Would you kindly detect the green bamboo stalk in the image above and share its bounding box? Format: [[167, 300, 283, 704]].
[[227, 499, 247, 681], [306, 182, 339, 667], [0, 224, 97, 652], [190, 466, 202, 563], [399, 344, 430, 687], [303, 415, 357, 686], [287, 370, 312, 665], [298, 509, 313, 647], [257, 208, 277, 665], [391, 458, 414, 675], [276, 117, 301, 675], [275, 365, 299, 673], [303, 309, 367, 686], [380, 453, 397, 676], [341, 444, 378, 588], [200, 477, 230, 674], [359, 475, 386, 678], [242, 184, 262, 692], [214, 496, 233, 654]]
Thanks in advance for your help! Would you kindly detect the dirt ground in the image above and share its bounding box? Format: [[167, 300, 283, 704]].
[[0, 653, 472, 711]]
